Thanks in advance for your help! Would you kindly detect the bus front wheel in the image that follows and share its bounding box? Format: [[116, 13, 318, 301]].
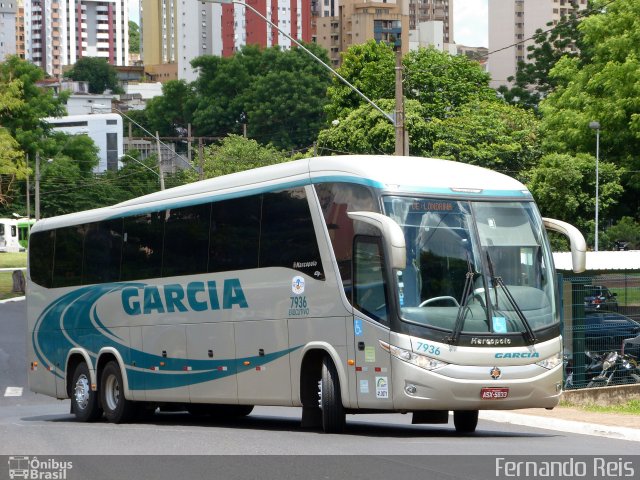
[[71, 362, 102, 422], [320, 356, 345, 433], [100, 361, 135, 423], [453, 410, 478, 434]]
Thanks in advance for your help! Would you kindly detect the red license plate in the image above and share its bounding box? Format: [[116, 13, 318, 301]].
[[481, 387, 509, 399]]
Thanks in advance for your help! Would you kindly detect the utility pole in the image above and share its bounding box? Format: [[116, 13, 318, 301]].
[[26, 154, 31, 222], [188, 123, 193, 162], [394, 42, 408, 157], [198, 138, 205, 181], [155, 132, 166, 190], [35, 153, 41, 220]]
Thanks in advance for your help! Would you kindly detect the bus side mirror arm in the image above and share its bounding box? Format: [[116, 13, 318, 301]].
[[542, 217, 586, 273], [347, 212, 406, 270]]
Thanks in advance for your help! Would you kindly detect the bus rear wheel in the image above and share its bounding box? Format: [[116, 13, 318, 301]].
[[453, 410, 478, 434], [320, 356, 345, 433], [100, 361, 135, 424], [71, 362, 102, 422]]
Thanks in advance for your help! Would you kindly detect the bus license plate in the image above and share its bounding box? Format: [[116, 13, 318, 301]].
[[481, 387, 509, 399]]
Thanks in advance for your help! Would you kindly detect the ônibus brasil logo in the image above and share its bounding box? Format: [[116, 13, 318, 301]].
[[8, 456, 73, 480]]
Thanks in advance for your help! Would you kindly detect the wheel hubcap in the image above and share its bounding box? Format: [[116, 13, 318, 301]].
[[74, 374, 90, 410], [104, 374, 120, 411]]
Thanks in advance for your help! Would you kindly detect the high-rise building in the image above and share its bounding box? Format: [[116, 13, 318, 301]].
[[408, 0, 453, 44], [0, 1, 19, 61], [315, 0, 409, 67], [488, 0, 587, 89], [142, 0, 312, 83], [23, 0, 129, 77]]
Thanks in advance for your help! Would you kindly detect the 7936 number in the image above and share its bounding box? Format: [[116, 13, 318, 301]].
[[415, 342, 441, 356]]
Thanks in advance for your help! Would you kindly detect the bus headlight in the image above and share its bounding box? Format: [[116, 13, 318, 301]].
[[535, 352, 563, 370], [380, 341, 448, 371]]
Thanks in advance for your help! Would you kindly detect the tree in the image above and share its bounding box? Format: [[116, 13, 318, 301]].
[[325, 41, 495, 122], [317, 99, 432, 156], [129, 21, 140, 55], [603, 217, 640, 250], [190, 44, 332, 150], [428, 100, 540, 179], [0, 56, 67, 157], [66, 57, 122, 94], [189, 135, 292, 180], [0, 128, 29, 207], [325, 40, 395, 120], [539, 0, 640, 218], [497, 2, 592, 109], [526, 153, 623, 247], [144, 80, 195, 137]]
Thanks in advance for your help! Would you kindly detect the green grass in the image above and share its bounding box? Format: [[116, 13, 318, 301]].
[[0, 252, 27, 268], [0, 252, 27, 299], [560, 399, 640, 415], [609, 287, 640, 306]]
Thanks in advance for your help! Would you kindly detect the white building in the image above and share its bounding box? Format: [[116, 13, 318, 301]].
[[45, 113, 124, 172], [0, 1, 18, 60], [488, 0, 587, 89], [24, 0, 129, 77]]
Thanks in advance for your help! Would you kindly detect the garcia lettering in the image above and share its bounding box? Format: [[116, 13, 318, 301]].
[[122, 279, 248, 316]]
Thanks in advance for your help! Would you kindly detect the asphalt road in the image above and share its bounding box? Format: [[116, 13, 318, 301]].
[[2, 299, 639, 480]]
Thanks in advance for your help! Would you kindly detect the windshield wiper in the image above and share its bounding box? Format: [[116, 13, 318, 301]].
[[447, 252, 476, 345], [486, 251, 537, 345]]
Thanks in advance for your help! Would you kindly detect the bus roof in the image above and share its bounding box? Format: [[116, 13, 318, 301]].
[[32, 155, 531, 232]]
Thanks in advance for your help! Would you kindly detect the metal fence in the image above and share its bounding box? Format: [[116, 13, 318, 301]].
[[560, 273, 640, 389]]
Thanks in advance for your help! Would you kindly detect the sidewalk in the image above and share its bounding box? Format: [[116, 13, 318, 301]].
[[480, 406, 640, 441]]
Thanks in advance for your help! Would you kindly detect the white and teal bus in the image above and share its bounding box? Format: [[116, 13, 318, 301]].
[[27, 155, 586, 433]]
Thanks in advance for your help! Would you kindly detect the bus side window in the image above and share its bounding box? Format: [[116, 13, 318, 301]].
[[82, 219, 123, 285], [52, 225, 85, 288], [121, 212, 165, 281], [29, 230, 55, 288], [353, 236, 390, 326], [209, 196, 261, 273], [163, 203, 211, 278], [11, 225, 17, 237], [260, 188, 324, 279]]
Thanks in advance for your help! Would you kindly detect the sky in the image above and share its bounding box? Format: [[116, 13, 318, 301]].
[[128, 0, 488, 48]]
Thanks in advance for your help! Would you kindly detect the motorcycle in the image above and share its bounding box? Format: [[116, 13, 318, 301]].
[[585, 350, 640, 388]]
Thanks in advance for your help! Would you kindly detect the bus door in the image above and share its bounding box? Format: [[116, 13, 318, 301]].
[[352, 236, 393, 409]]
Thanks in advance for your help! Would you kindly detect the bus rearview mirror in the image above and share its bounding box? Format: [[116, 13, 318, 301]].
[[542, 217, 587, 273], [347, 211, 406, 270]]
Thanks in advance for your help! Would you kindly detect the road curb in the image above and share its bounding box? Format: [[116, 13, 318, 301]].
[[0, 296, 25, 304], [480, 410, 640, 442]]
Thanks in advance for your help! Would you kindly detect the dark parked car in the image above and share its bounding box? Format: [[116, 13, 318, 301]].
[[583, 312, 640, 354], [583, 285, 618, 312]]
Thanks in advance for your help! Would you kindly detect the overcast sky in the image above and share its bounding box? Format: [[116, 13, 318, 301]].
[[128, 0, 488, 48]]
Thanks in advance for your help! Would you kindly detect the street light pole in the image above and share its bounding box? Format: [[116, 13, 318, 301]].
[[589, 121, 600, 252], [35, 153, 41, 221], [200, 0, 406, 154]]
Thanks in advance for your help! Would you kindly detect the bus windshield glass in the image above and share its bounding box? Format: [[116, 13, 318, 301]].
[[383, 197, 557, 337]]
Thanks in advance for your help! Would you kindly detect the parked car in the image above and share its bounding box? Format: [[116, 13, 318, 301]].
[[583, 285, 618, 312], [583, 312, 640, 355]]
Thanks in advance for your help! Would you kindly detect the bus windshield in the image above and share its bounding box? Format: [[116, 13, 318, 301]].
[[383, 197, 557, 337]]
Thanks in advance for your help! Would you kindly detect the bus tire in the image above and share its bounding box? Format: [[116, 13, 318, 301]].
[[100, 361, 134, 424], [71, 362, 102, 422], [320, 356, 345, 433], [453, 410, 478, 434]]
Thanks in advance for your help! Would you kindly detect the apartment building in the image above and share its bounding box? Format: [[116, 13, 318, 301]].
[[23, 0, 128, 77], [141, 1, 311, 83], [0, 1, 21, 60], [315, 0, 409, 67], [408, 0, 453, 44], [488, 0, 587, 89]]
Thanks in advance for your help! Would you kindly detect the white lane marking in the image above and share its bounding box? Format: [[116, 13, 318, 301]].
[[4, 387, 23, 397]]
